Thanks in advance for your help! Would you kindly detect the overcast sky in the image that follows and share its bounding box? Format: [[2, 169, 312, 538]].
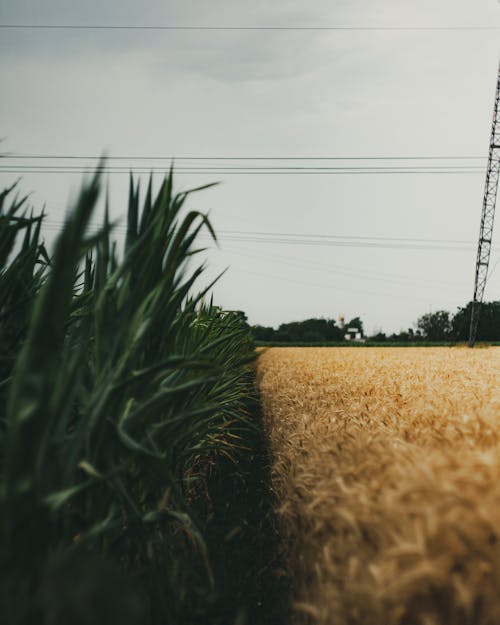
[[1, 0, 500, 334]]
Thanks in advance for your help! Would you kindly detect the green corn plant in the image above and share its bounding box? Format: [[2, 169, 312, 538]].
[[0, 182, 49, 415], [0, 166, 256, 625]]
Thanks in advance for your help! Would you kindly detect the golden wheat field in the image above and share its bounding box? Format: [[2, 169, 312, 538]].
[[257, 347, 500, 625]]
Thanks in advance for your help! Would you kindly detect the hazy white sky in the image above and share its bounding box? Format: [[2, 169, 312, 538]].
[[1, 0, 500, 334]]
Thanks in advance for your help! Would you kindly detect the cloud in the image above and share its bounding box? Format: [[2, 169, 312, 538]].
[[0, 0, 337, 83]]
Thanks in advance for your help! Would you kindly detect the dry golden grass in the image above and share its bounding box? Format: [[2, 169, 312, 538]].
[[257, 347, 500, 625]]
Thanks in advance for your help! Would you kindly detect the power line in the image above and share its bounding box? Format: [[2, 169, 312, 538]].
[[1, 24, 500, 32], [37, 220, 480, 251], [217, 243, 467, 289], [39, 220, 474, 246], [222, 266, 439, 305], [0, 164, 484, 171], [0, 156, 486, 176], [2, 154, 488, 161], [33, 216, 471, 286], [0, 167, 484, 176], [199, 234, 476, 251], [217, 230, 474, 245]]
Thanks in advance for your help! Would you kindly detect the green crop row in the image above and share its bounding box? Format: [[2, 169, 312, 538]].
[[0, 166, 256, 625]]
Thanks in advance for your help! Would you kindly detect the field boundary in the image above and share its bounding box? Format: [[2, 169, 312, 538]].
[[255, 340, 500, 348]]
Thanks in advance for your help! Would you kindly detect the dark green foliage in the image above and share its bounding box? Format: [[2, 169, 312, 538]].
[[384, 328, 423, 343], [371, 332, 388, 342], [200, 413, 289, 625], [416, 303, 500, 342], [451, 301, 500, 341], [252, 325, 276, 342], [416, 310, 452, 341], [0, 169, 256, 624], [252, 317, 346, 343], [346, 316, 364, 336], [0, 183, 49, 412], [253, 303, 499, 345]]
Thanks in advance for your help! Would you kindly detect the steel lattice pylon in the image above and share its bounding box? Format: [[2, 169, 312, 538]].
[[469, 61, 500, 347]]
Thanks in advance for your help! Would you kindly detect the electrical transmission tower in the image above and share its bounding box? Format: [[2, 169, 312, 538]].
[[469, 61, 500, 347]]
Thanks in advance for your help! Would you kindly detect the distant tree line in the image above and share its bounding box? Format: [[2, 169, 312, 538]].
[[252, 316, 364, 343], [416, 301, 500, 342], [250, 301, 500, 343]]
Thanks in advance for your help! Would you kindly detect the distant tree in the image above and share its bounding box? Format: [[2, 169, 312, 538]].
[[277, 318, 344, 342], [451, 301, 500, 341], [273, 330, 292, 342], [345, 316, 364, 337], [416, 310, 452, 341], [231, 310, 250, 330], [234, 310, 249, 324], [251, 325, 275, 341], [385, 329, 414, 342], [396, 328, 422, 342], [251, 315, 368, 343], [387, 328, 412, 342], [370, 332, 387, 342]]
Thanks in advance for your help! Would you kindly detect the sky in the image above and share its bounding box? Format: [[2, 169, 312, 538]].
[[1, 0, 500, 334]]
